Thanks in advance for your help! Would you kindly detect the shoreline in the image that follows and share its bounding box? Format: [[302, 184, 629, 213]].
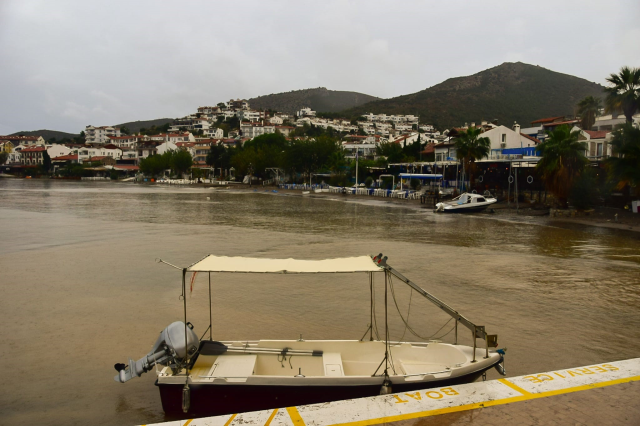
[[6, 178, 640, 234]]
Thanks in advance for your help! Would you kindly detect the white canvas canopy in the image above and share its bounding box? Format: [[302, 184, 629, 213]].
[[188, 255, 383, 274]]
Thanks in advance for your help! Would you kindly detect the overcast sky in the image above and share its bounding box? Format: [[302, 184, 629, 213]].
[[1, 0, 638, 134]]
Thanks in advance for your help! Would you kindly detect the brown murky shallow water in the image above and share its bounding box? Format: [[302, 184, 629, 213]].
[[1, 179, 639, 425]]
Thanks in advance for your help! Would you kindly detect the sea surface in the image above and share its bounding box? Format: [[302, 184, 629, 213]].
[[1, 179, 639, 425]]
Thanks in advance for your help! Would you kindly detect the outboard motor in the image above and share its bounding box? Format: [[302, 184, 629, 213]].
[[114, 321, 199, 383]]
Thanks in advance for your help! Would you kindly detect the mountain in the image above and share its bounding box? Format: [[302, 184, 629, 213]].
[[114, 118, 174, 133], [342, 62, 605, 129], [9, 129, 79, 141], [248, 87, 379, 114]]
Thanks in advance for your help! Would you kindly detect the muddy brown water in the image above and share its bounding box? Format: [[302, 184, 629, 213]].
[[1, 179, 639, 425]]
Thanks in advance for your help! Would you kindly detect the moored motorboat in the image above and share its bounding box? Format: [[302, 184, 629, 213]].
[[435, 193, 497, 213], [114, 254, 505, 417]]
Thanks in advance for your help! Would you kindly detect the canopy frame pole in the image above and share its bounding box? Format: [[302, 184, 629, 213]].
[[384, 270, 389, 377], [373, 254, 488, 343], [182, 268, 189, 369], [369, 272, 374, 341], [208, 272, 212, 341]]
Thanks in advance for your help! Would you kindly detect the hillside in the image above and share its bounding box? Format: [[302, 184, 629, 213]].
[[9, 129, 79, 141], [114, 118, 174, 133], [343, 62, 605, 129], [248, 87, 379, 114]]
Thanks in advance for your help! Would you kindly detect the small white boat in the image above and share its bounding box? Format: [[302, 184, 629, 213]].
[[114, 254, 505, 417], [435, 193, 497, 213]]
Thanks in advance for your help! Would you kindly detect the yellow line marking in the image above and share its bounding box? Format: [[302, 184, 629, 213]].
[[328, 375, 640, 426], [182, 420, 192, 426], [498, 378, 533, 395], [286, 406, 306, 425], [223, 413, 237, 426], [264, 408, 279, 426]]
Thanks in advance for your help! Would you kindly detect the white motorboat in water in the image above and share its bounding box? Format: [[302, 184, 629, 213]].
[[114, 254, 505, 417], [435, 193, 497, 213]]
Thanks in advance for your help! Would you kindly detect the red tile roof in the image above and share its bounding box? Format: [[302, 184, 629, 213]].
[[583, 130, 609, 139], [113, 165, 139, 170], [21, 146, 46, 152], [52, 154, 78, 161], [530, 116, 564, 124], [520, 133, 540, 144], [103, 144, 120, 149], [0, 135, 41, 141]]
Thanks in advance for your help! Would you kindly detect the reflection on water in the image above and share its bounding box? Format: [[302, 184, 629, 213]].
[[0, 179, 639, 425]]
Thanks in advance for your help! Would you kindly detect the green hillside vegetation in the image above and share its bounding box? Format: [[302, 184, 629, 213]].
[[114, 118, 174, 134], [9, 129, 79, 141], [248, 87, 379, 114], [343, 62, 605, 129]]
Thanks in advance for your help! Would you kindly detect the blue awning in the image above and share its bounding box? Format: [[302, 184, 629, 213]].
[[398, 173, 443, 179]]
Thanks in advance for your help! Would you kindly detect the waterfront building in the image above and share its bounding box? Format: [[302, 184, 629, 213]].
[[20, 146, 46, 166], [573, 127, 613, 160], [77, 145, 122, 163], [85, 125, 121, 144]]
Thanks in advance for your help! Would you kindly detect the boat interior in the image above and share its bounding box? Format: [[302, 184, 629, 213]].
[[169, 339, 475, 383]]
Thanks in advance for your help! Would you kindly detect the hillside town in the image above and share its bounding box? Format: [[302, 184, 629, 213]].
[[1, 67, 640, 212]]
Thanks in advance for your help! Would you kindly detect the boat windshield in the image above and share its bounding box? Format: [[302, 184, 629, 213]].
[[457, 194, 469, 205]]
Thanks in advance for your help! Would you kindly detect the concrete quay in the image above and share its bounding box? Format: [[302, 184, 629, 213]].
[[142, 358, 640, 426]]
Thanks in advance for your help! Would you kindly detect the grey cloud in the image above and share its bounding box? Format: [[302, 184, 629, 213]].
[[0, 0, 638, 134]]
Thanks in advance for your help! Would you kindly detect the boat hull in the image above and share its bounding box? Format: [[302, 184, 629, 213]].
[[443, 204, 493, 213], [158, 360, 500, 417]]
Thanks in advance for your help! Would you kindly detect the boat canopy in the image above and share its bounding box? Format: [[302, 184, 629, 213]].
[[188, 255, 384, 274]]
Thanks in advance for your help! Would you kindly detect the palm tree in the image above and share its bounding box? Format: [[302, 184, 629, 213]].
[[577, 96, 602, 130], [454, 126, 490, 190], [606, 124, 640, 196], [604, 66, 640, 123], [536, 125, 588, 207]]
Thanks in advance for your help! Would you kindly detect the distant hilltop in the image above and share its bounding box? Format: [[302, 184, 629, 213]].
[[342, 62, 605, 128], [9, 62, 608, 137], [248, 87, 379, 114]]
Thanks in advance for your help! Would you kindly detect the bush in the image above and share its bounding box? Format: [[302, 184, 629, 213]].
[[110, 170, 118, 180], [364, 176, 373, 188], [569, 169, 598, 209]]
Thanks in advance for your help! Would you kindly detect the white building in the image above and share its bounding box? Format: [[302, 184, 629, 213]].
[[343, 142, 377, 159], [206, 128, 224, 139], [47, 144, 73, 159], [85, 125, 121, 144], [107, 135, 140, 149], [572, 127, 613, 160], [157, 141, 179, 155], [240, 122, 276, 139], [77, 145, 122, 163], [296, 107, 316, 118]]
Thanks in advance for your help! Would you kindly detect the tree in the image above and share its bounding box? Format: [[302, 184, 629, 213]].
[[454, 126, 491, 187], [577, 96, 602, 130], [170, 150, 193, 176], [0, 152, 8, 165], [376, 141, 404, 164], [120, 126, 131, 135], [604, 66, 640, 123], [536, 125, 588, 207], [41, 151, 51, 173], [606, 124, 640, 196]]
